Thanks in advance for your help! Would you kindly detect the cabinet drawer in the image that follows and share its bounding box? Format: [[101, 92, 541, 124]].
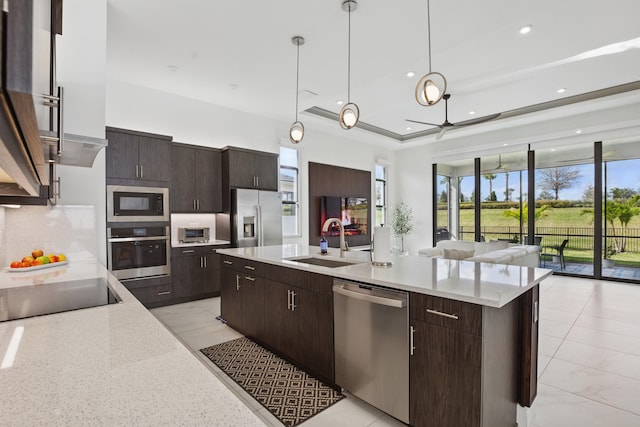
[[410, 293, 482, 336], [128, 282, 173, 305], [220, 255, 263, 275]]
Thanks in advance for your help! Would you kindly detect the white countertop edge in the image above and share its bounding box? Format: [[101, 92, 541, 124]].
[[217, 245, 553, 308]]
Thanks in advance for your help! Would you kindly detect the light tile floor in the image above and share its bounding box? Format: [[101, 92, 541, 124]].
[[151, 275, 640, 426]]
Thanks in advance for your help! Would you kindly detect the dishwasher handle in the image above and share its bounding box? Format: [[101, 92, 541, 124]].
[[333, 285, 406, 308]]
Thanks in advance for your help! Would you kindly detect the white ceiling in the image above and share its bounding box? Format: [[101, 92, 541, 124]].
[[106, 0, 640, 149]]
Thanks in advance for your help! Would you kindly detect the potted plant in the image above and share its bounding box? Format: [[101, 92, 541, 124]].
[[603, 246, 616, 268], [392, 201, 414, 255]]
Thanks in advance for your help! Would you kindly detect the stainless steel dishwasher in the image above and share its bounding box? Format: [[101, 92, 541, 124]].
[[333, 279, 409, 424]]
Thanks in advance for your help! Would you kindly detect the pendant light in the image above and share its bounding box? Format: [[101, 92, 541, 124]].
[[415, 0, 447, 106], [339, 0, 360, 130], [289, 36, 305, 144]]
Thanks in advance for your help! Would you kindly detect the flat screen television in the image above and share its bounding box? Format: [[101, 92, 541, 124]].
[[321, 196, 368, 236]]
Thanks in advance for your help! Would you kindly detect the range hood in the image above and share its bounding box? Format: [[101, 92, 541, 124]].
[[0, 131, 107, 198], [43, 131, 108, 167]]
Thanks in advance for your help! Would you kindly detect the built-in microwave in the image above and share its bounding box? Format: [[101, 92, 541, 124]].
[[107, 185, 169, 223], [178, 227, 210, 243]]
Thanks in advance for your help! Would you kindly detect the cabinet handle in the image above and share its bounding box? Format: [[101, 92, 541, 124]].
[[157, 291, 171, 296], [203, 257, 207, 268], [410, 326, 416, 356], [256, 176, 259, 187], [193, 200, 196, 210], [200, 257, 204, 268], [533, 300, 539, 324], [426, 308, 459, 320], [140, 164, 144, 178], [197, 199, 200, 210], [244, 276, 256, 282], [182, 250, 195, 254], [223, 260, 233, 265], [244, 265, 255, 271], [136, 165, 139, 178], [290, 291, 297, 311], [287, 290, 291, 310], [236, 274, 241, 291]]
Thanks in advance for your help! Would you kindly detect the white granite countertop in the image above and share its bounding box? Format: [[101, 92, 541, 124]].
[[218, 244, 553, 308], [0, 261, 264, 426]]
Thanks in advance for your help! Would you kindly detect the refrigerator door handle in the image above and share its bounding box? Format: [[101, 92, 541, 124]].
[[256, 205, 263, 246]]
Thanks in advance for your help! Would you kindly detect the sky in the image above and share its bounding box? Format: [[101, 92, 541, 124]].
[[450, 158, 640, 202]]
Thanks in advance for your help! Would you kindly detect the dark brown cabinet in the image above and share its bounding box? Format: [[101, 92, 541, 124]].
[[171, 143, 222, 213], [219, 255, 265, 341], [171, 246, 222, 300], [409, 293, 519, 427], [261, 263, 334, 382], [223, 147, 278, 191], [122, 275, 173, 308], [106, 127, 172, 183], [219, 256, 334, 383]]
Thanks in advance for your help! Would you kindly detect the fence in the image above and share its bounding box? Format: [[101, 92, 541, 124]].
[[459, 226, 640, 253]]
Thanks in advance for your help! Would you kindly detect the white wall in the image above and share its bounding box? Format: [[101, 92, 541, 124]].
[[106, 80, 396, 246]]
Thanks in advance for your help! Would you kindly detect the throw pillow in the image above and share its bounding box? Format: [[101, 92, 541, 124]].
[[443, 248, 475, 261]]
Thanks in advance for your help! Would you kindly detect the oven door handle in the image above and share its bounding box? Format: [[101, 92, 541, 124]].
[[108, 236, 169, 243]]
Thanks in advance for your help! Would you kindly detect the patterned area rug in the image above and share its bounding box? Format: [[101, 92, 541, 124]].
[[200, 337, 343, 426]]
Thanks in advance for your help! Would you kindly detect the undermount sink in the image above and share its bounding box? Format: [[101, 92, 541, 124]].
[[285, 256, 364, 268]]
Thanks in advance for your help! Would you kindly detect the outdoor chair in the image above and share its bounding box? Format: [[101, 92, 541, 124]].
[[541, 239, 569, 270]]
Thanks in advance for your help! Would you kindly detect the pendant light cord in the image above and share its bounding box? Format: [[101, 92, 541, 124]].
[[427, 0, 432, 73], [347, 4, 352, 103], [295, 39, 300, 121]]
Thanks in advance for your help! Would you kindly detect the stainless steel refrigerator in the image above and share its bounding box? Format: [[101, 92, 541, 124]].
[[231, 189, 283, 247]]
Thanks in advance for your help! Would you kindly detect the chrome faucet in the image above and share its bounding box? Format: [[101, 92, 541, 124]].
[[322, 218, 348, 258]]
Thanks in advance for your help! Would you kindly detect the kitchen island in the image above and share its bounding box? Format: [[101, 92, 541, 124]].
[[217, 244, 553, 427], [0, 261, 263, 426]]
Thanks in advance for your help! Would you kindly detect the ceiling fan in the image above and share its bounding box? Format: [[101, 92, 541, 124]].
[[482, 154, 509, 173], [557, 150, 616, 163], [406, 93, 501, 140]]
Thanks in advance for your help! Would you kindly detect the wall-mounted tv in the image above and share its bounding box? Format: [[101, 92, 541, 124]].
[[321, 196, 368, 236]]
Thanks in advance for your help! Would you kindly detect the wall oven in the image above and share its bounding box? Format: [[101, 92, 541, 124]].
[[107, 185, 169, 223], [107, 226, 170, 280]]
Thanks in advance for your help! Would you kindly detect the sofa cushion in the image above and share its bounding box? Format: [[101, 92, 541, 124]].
[[488, 240, 509, 251], [443, 248, 476, 260]]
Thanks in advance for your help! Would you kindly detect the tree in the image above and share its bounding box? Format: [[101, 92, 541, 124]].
[[583, 185, 594, 203], [581, 194, 640, 253], [610, 187, 637, 199], [538, 191, 554, 201], [537, 166, 582, 200], [392, 201, 414, 254], [504, 173, 510, 201], [439, 190, 448, 203], [503, 203, 550, 226], [483, 174, 497, 199], [486, 190, 497, 202], [504, 187, 515, 201]]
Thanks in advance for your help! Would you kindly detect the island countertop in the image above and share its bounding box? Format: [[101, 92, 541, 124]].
[[217, 244, 553, 308], [0, 261, 264, 426]]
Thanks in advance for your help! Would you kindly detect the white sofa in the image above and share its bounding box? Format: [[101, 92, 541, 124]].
[[418, 240, 541, 267]]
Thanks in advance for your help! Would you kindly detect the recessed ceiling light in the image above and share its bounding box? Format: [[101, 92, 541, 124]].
[[503, 143, 508, 146], [576, 129, 582, 134], [406, 71, 415, 78], [557, 88, 566, 94], [469, 110, 476, 115], [519, 25, 532, 35], [336, 100, 344, 106], [551, 148, 556, 152], [406, 127, 412, 131]]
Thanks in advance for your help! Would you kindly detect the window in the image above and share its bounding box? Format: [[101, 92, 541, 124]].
[[375, 164, 387, 227], [280, 147, 300, 236]]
